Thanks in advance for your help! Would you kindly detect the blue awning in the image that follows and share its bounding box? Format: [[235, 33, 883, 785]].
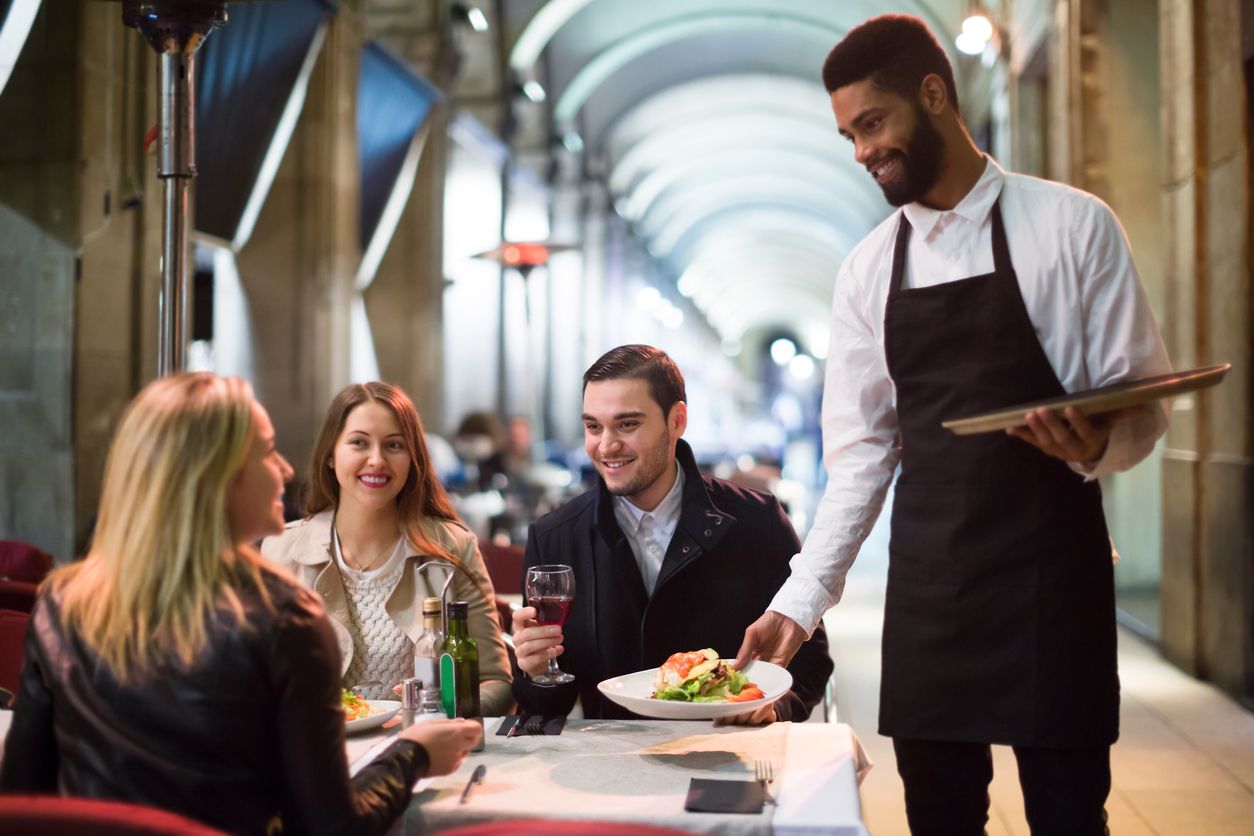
[[0, 0, 42, 102], [194, 0, 335, 247], [358, 42, 443, 251]]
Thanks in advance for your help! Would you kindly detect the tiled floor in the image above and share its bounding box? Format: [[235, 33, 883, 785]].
[[824, 499, 1254, 835]]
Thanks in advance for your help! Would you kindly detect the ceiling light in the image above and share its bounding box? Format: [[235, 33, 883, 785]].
[[636, 286, 661, 311], [956, 13, 994, 56], [770, 338, 797, 366], [789, 354, 816, 380], [962, 14, 994, 42]]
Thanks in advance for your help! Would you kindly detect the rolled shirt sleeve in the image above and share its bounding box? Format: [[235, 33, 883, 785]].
[[1066, 197, 1171, 480], [768, 259, 900, 636]]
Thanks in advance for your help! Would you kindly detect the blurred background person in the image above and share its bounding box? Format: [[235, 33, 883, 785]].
[[0, 372, 480, 834], [452, 410, 509, 492], [262, 382, 512, 714]]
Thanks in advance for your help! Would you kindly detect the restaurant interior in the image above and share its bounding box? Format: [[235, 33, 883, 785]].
[[0, 0, 1252, 833]]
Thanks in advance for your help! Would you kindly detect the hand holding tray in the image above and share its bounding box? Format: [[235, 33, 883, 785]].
[[942, 364, 1231, 436]]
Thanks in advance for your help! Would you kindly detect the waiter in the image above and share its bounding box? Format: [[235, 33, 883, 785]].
[[735, 15, 1170, 835]]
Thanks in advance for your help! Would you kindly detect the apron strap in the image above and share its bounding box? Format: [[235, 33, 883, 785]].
[[990, 201, 1011, 275], [889, 213, 911, 295]]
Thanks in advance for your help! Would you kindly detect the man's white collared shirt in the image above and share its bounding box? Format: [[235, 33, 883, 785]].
[[769, 157, 1171, 636], [613, 463, 685, 596]]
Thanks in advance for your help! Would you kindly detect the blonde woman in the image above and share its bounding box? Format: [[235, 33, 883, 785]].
[[0, 373, 480, 835], [262, 383, 512, 714]]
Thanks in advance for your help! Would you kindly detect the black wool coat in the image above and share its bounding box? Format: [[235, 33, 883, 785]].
[[513, 439, 833, 720]]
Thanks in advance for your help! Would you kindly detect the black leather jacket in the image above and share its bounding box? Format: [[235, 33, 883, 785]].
[[0, 567, 428, 835]]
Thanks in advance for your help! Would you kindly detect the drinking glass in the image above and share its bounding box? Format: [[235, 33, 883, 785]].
[[525, 564, 575, 685]]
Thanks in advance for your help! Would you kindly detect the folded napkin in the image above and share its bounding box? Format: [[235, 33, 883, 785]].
[[684, 778, 765, 814], [496, 714, 566, 736]]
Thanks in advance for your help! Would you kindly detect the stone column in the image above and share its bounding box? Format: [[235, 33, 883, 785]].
[[235, 5, 361, 477], [365, 106, 451, 429], [1159, 0, 1252, 705], [0, 5, 163, 559]]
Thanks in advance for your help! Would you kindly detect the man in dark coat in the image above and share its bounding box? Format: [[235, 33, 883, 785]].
[[512, 344, 832, 722]]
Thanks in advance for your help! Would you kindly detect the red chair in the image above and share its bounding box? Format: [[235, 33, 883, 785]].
[[494, 597, 514, 633], [0, 579, 38, 613], [479, 542, 524, 595], [0, 608, 29, 708], [439, 822, 692, 836], [0, 795, 227, 835], [0, 540, 54, 583], [0, 579, 37, 613]]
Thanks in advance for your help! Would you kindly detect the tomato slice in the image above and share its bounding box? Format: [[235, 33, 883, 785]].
[[727, 685, 765, 703]]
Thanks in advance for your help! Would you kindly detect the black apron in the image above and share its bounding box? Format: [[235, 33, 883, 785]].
[[880, 200, 1118, 748]]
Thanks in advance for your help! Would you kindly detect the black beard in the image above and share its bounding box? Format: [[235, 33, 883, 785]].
[[878, 105, 944, 207]]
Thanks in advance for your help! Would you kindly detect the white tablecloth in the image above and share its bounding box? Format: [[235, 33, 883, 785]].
[[352, 718, 870, 835], [3, 709, 870, 834]]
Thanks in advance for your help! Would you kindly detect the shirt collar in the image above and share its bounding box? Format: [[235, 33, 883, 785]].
[[901, 155, 1004, 239], [612, 461, 685, 532]]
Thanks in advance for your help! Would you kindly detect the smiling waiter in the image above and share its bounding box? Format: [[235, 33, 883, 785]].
[[733, 15, 1171, 836]]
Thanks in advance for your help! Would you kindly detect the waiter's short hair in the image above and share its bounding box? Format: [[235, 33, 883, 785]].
[[584, 345, 687, 418], [821, 15, 961, 117]]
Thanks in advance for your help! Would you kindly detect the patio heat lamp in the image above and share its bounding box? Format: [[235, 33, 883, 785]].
[[472, 240, 575, 425], [471, 241, 575, 322], [119, 0, 231, 375]]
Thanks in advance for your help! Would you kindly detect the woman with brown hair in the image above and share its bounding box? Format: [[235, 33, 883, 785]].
[[262, 382, 512, 714], [0, 373, 480, 834]]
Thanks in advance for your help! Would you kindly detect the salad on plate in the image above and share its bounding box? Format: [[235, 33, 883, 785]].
[[651, 648, 766, 704]]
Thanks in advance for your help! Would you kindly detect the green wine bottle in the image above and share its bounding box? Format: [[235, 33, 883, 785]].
[[439, 601, 481, 720]]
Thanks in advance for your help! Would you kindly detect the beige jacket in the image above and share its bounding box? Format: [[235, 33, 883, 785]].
[[261, 510, 514, 716]]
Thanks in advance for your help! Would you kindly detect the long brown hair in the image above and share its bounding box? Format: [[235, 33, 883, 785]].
[[305, 383, 481, 588]]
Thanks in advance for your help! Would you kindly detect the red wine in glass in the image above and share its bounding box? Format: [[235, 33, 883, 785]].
[[529, 594, 573, 627], [525, 565, 575, 685]]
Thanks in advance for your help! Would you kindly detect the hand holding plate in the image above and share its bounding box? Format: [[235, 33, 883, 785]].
[[734, 610, 807, 671]]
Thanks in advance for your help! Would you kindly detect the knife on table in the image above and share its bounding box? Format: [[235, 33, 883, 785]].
[[459, 764, 486, 804]]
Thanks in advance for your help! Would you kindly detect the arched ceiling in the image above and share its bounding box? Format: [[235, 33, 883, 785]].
[[503, 0, 986, 352]]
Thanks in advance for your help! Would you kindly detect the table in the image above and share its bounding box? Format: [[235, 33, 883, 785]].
[[3, 710, 870, 834], [350, 718, 870, 835]]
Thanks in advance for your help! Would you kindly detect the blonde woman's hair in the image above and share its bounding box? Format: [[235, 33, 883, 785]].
[[47, 372, 271, 682]]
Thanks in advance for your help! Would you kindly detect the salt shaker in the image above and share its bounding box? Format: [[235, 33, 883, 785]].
[[400, 677, 422, 730]]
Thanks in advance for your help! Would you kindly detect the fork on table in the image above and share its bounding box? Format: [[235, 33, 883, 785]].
[[754, 759, 776, 805], [506, 714, 547, 737]]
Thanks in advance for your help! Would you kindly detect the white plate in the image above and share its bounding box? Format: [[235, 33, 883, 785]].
[[597, 660, 792, 720], [345, 699, 400, 734]]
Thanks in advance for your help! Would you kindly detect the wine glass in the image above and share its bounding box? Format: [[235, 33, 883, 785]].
[[525, 564, 575, 686]]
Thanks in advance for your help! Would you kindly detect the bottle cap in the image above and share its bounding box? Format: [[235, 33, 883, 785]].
[[422, 596, 442, 616], [446, 600, 469, 620]]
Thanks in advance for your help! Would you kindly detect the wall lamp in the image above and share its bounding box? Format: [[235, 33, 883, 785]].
[[958, 11, 998, 60], [451, 3, 489, 33]]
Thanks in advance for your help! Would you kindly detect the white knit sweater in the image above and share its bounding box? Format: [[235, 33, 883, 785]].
[[337, 538, 411, 701]]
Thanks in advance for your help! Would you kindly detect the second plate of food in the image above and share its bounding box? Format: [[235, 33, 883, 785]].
[[597, 660, 792, 720], [345, 699, 401, 734]]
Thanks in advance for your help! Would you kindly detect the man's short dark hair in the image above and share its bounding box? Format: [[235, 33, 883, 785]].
[[821, 15, 961, 117], [583, 345, 687, 417]]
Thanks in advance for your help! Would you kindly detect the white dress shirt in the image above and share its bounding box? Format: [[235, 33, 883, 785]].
[[613, 463, 685, 595], [770, 157, 1171, 635]]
